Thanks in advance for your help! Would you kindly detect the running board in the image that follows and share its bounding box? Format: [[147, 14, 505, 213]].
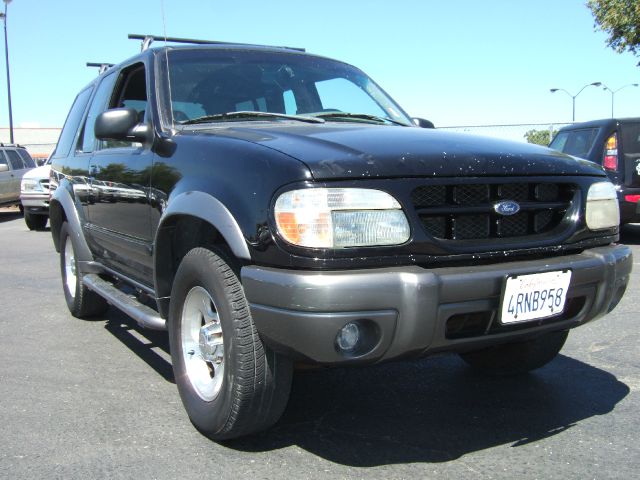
[[82, 274, 167, 331]]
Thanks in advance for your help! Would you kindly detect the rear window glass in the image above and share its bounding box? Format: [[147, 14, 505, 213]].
[[5, 149, 26, 170], [17, 149, 36, 168], [549, 128, 599, 159], [620, 123, 640, 155]]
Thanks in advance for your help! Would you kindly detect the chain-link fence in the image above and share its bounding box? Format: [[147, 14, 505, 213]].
[[438, 123, 572, 145]]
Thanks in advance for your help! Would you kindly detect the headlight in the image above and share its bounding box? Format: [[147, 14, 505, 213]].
[[274, 188, 410, 248], [585, 181, 619, 230], [21, 178, 42, 193]]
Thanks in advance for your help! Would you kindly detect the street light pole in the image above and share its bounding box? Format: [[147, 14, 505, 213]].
[[549, 82, 602, 122], [601, 83, 639, 118], [0, 0, 13, 144]]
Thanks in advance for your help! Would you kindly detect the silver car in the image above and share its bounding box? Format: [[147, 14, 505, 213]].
[[20, 157, 51, 230], [0, 145, 36, 211]]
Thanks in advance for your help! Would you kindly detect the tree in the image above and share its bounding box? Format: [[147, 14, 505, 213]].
[[587, 0, 640, 57], [524, 128, 555, 146]]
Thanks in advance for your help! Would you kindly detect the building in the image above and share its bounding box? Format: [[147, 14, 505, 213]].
[[0, 127, 61, 163]]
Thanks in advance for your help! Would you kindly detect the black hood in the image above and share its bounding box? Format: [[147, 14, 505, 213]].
[[189, 124, 606, 180]]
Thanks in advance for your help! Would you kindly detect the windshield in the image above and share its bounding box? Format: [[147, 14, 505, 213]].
[[162, 49, 412, 126]]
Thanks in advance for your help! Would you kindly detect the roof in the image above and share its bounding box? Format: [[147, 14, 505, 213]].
[[128, 33, 305, 53], [558, 117, 640, 131]]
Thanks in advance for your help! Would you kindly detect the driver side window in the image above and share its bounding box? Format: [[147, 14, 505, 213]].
[[78, 63, 149, 153], [78, 64, 147, 153], [79, 72, 116, 153], [101, 63, 148, 150], [113, 64, 147, 119]]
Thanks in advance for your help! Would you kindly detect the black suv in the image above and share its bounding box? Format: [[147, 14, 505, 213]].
[[550, 118, 640, 224], [49, 37, 632, 440]]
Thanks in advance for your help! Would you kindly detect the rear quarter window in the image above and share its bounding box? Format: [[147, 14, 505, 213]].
[[17, 149, 36, 169], [52, 86, 94, 159], [549, 128, 599, 160]]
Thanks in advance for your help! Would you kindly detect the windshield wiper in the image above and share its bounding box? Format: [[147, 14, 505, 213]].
[[180, 111, 325, 125], [311, 112, 409, 126]]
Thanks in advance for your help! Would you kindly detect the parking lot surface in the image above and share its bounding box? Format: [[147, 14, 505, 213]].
[[0, 208, 638, 480]]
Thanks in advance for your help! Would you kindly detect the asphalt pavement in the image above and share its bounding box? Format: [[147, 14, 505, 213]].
[[0, 208, 638, 480]]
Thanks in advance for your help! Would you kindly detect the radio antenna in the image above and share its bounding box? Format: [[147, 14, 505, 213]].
[[160, 0, 174, 126]]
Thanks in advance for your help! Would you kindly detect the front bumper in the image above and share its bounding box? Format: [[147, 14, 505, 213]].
[[20, 193, 49, 215], [242, 244, 632, 365]]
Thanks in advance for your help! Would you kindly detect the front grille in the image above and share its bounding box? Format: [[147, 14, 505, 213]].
[[411, 182, 574, 241]]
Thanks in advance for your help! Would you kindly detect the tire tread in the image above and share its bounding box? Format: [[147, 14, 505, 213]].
[[170, 247, 292, 440]]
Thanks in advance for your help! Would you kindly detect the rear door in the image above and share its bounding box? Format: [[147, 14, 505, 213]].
[[0, 151, 11, 202], [4, 149, 30, 202]]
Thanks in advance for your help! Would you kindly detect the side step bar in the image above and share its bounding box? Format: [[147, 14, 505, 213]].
[[83, 274, 167, 331]]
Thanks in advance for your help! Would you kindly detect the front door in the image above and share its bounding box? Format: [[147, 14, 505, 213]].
[[79, 62, 154, 285]]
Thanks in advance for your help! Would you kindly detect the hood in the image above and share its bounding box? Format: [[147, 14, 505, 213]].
[[188, 124, 606, 180], [22, 164, 51, 180]]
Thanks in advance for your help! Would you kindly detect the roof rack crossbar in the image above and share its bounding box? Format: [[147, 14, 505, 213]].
[[128, 33, 305, 53], [86, 62, 115, 75]]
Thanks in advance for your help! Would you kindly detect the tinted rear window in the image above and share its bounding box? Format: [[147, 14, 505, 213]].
[[549, 128, 599, 159], [620, 123, 640, 155]]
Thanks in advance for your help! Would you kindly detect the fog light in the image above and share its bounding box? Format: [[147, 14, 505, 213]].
[[336, 322, 360, 351]]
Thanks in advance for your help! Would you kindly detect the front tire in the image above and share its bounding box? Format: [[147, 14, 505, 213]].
[[459, 330, 569, 375], [169, 247, 292, 440], [59, 221, 108, 318], [24, 212, 48, 231]]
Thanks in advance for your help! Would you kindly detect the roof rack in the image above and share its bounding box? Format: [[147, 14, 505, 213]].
[[86, 62, 115, 75], [128, 33, 305, 53]]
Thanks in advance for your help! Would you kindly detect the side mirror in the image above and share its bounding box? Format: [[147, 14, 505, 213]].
[[412, 117, 435, 129], [95, 108, 150, 143], [0, 164, 8, 172]]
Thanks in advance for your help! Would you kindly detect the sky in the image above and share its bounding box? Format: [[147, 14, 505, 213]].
[[1, 0, 639, 130]]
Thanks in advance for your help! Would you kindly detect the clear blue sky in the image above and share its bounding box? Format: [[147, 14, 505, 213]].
[[2, 0, 639, 128]]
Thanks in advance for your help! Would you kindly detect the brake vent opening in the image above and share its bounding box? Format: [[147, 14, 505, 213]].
[[445, 296, 586, 340]]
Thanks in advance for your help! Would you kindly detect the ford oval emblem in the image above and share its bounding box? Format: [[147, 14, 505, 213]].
[[494, 200, 520, 216]]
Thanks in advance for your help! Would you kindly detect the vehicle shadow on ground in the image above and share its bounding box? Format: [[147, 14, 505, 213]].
[[228, 354, 629, 466], [620, 223, 640, 245], [99, 307, 629, 466], [0, 210, 22, 223], [103, 308, 174, 383]]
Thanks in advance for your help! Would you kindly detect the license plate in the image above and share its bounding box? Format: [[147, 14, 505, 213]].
[[500, 270, 572, 324]]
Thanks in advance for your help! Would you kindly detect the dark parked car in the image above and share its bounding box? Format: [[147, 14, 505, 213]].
[[49, 36, 631, 440], [550, 118, 640, 224]]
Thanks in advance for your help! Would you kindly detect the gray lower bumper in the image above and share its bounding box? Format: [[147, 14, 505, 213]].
[[20, 194, 49, 213], [241, 244, 632, 365]]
